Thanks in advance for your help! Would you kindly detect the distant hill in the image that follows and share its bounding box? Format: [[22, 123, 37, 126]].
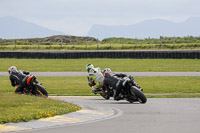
[[0, 16, 65, 39], [43, 35, 97, 43], [24, 35, 97, 43], [88, 17, 200, 40]]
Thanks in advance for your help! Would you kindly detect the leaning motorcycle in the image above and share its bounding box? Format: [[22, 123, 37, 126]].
[[17, 74, 48, 97], [118, 76, 147, 103]]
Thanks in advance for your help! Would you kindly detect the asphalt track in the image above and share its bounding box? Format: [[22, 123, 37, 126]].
[[8, 96, 200, 133], [1, 72, 200, 76]]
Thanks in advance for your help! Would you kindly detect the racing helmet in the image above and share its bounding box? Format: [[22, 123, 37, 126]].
[[8, 66, 17, 74], [86, 64, 94, 72], [102, 68, 112, 77]]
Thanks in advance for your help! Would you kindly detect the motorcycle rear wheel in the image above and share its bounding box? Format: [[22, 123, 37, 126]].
[[130, 86, 147, 103], [100, 92, 110, 100]]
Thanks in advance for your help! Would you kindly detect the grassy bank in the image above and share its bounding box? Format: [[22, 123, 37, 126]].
[[0, 92, 80, 124], [1, 76, 200, 97], [1, 58, 200, 72], [1, 43, 200, 51]]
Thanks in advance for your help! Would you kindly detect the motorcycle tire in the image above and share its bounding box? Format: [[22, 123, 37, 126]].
[[100, 92, 110, 100], [33, 85, 48, 97], [130, 86, 147, 104]]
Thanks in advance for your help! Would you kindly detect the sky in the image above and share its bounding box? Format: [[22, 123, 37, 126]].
[[0, 0, 200, 36]]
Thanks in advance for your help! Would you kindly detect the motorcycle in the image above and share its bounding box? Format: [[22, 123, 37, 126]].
[[17, 74, 48, 97], [88, 72, 147, 103], [96, 74, 147, 103], [117, 75, 147, 103]]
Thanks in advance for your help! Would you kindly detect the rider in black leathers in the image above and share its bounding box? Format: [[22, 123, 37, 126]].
[[8, 66, 30, 94], [103, 68, 127, 101]]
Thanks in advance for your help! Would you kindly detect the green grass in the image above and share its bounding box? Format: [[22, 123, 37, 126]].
[[1, 76, 200, 97], [1, 43, 200, 51], [0, 92, 80, 124], [1, 58, 200, 72]]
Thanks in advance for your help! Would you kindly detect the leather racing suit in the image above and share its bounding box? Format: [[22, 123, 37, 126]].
[[87, 67, 104, 93], [9, 70, 30, 93]]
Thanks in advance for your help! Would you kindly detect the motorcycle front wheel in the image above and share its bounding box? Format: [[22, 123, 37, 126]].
[[32, 85, 48, 97], [130, 86, 147, 103]]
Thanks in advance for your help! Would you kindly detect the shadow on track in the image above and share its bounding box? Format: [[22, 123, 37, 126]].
[[88, 98, 141, 104], [102, 101, 141, 104], [86, 98, 108, 101]]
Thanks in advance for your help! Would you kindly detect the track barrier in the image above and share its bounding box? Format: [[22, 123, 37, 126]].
[[0, 50, 199, 59]]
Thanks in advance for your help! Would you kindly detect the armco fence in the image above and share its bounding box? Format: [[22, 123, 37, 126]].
[[0, 51, 200, 59]]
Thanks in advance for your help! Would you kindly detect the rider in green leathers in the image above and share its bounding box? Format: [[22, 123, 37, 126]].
[[86, 64, 104, 94]]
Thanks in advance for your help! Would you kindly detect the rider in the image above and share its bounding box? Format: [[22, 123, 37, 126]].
[[86, 64, 104, 94], [102, 68, 127, 101], [8, 66, 30, 94]]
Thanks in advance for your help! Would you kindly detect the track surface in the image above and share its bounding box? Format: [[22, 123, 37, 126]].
[[1, 72, 200, 76], [21, 97, 200, 133]]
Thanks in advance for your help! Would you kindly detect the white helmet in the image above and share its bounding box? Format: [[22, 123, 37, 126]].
[[86, 64, 94, 72], [8, 66, 17, 74], [102, 68, 112, 76]]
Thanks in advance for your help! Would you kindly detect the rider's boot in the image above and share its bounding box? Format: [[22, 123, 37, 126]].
[[92, 87, 102, 94], [15, 85, 23, 94]]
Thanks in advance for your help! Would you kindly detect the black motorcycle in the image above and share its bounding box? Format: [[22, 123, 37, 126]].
[[119, 76, 147, 103], [103, 75, 147, 103], [17, 74, 48, 97]]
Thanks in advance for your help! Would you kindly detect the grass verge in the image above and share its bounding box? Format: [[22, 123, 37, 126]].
[[0, 93, 80, 124], [0, 58, 200, 72], [1, 76, 200, 97]]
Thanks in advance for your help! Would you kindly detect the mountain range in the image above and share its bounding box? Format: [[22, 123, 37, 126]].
[[0, 16, 200, 40], [88, 17, 200, 40], [0, 16, 64, 39]]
